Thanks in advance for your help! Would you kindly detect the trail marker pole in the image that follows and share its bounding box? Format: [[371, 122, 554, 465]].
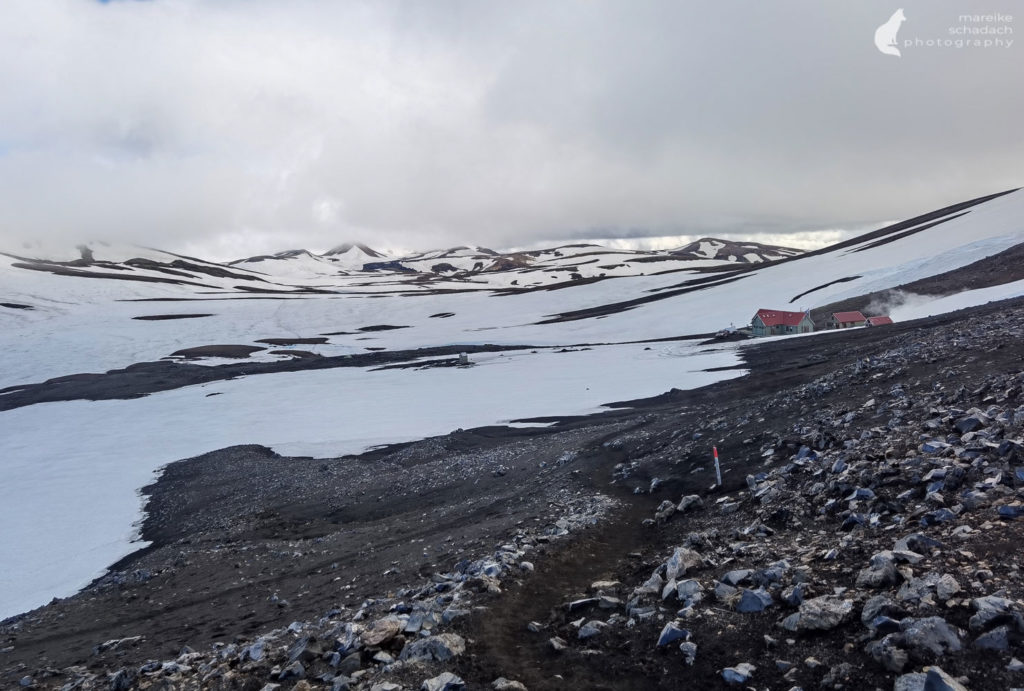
[[713, 446, 722, 487]]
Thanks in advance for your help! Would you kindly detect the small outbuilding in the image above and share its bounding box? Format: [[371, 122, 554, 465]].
[[866, 316, 894, 327], [828, 311, 866, 329], [751, 309, 814, 337]]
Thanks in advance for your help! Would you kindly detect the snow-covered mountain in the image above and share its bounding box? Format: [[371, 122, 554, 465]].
[[3, 190, 1022, 312], [160, 238, 804, 289], [395, 245, 503, 274], [321, 242, 387, 259], [668, 237, 802, 263], [3, 189, 1023, 312], [5, 237, 801, 292], [228, 249, 351, 279], [0, 241, 275, 290], [230, 243, 391, 275]]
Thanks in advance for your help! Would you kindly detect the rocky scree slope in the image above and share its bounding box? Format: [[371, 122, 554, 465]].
[[527, 302, 1024, 690]]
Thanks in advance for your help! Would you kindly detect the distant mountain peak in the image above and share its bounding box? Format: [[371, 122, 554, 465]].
[[322, 243, 386, 258], [272, 249, 314, 259], [228, 248, 318, 265]]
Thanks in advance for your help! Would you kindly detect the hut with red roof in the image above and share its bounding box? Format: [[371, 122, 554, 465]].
[[751, 309, 814, 337], [866, 316, 894, 327], [828, 310, 867, 329]]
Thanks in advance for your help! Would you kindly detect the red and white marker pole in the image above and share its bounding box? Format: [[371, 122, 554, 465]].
[[713, 446, 722, 487]]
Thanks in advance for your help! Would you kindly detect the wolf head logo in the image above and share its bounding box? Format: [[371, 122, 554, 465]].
[[874, 9, 906, 57]]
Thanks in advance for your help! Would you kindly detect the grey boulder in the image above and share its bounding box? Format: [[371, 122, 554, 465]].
[[422, 672, 465, 691], [796, 597, 853, 631], [735, 588, 774, 613], [721, 663, 755, 685], [399, 634, 467, 662]]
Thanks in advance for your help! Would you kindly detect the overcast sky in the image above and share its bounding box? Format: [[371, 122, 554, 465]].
[[0, 0, 1019, 259]]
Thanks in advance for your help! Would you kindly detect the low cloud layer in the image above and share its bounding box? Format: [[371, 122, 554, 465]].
[[0, 0, 1020, 258]]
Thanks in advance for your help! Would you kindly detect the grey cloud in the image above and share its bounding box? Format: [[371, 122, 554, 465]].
[[0, 0, 1019, 258]]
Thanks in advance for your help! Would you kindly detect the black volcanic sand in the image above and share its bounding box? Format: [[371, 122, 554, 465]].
[[132, 313, 214, 320], [170, 344, 267, 359], [0, 422, 641, 679], [3, 297, 1024, 689], [255, 337, 330, 346], [357, 324, 410, 332], [267, 349, 322, 360], [0, 344, 535, 411]]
